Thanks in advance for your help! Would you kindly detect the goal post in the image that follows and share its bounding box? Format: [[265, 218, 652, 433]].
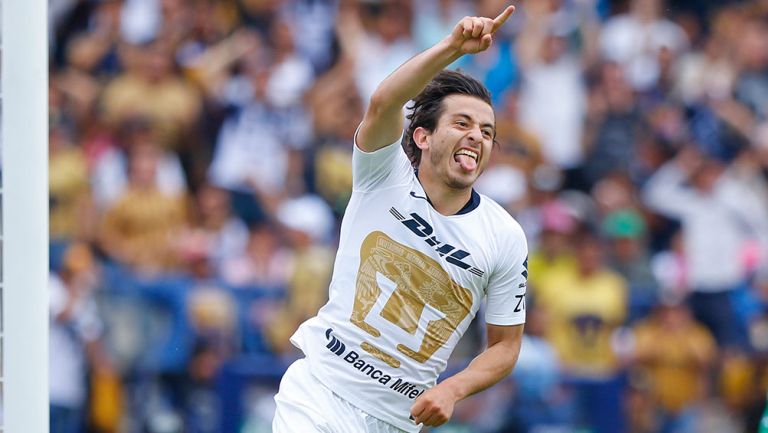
[[1, 0, 49, 432]]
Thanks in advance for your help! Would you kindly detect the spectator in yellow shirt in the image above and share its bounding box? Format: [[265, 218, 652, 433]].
[[631, 297, 717, 433], [536, 230, 628, 433], [99, 141, 188, 274]]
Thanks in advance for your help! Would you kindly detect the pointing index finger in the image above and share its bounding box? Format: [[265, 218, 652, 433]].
[[492, 5, 515, 32]]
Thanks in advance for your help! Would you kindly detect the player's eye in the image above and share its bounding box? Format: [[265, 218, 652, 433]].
[[456, 120, 468, 128], [482, 129, 493, 138]]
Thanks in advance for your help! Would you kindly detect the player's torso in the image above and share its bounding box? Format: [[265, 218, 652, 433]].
[[292, 178, 500, 428], [332, 180, 495, 359]]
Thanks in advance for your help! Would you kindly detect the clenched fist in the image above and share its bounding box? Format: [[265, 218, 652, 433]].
[[409, 384, 460, 427]]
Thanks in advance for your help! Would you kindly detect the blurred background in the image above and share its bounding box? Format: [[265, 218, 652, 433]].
[[48, 0, 768, 432]]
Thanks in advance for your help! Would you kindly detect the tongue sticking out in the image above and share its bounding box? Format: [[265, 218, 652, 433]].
[[455, 154, 477, 172]]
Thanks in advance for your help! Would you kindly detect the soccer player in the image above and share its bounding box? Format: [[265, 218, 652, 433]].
[[273, 5, 528, 432]]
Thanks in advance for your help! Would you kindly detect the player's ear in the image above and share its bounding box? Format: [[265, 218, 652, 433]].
[[413, 127, 431, 151]]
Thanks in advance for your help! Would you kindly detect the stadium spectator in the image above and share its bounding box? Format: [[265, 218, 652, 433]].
[[599, 0, 688, 91], [602, 208, 657, 320], [99, 141, 189, 273], [177, 183, 249, 274], [305, 51, 361, 214], [220, 221, 293, 289], [264, 195, 335, 354], [207, 56, 308, 223], [90, 117, 187, 210], [502, 303, 573, 432], [582, 61, 646, 189], [49, 122, 95, 242], [100, 39, 202, 152], [50, 243, 115, 433], [672, 27, 736, 105], [733, 16, 768, 121], [336, 0, 418, 105], [535, 230, 629, 433], [264, 19, 315, 110], [516, 1, 589, 171], [527, 198, 578, 290], [630, 296, 717, 433], [280, 0, 339, 73], [643, 146, 762, 350]]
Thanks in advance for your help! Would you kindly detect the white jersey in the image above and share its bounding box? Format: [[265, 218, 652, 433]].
[[290, 133, 529, 432]]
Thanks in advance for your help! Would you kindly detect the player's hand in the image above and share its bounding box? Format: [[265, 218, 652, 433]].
[[409, 385, 458, 427], [447, 5, 515, 55]]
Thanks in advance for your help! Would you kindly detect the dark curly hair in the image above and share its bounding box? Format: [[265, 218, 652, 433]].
[[402, 70, 493, 167]]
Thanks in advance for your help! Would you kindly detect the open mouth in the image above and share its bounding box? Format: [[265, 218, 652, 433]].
[[454, 149, 478, 171]]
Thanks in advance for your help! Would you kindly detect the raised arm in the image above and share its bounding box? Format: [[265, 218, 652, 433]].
[[643, 147, 702, 219], [410, 323, 524, 426], [356, 6, 516, 152]]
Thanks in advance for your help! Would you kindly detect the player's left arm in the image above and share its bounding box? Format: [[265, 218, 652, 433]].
[[410, 323, 524, 427]]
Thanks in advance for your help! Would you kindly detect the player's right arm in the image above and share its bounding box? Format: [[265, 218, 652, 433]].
[[410, 323, 523, 426], [355, 6, 515, 153]]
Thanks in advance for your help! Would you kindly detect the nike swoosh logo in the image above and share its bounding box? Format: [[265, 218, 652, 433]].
[[409, 191, 429, 201]]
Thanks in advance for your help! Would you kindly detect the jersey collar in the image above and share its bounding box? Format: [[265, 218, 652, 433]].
[[413, 169, 481, 216]]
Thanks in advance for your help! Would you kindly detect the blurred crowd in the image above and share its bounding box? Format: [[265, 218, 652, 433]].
[[47, 0, 768, 432]]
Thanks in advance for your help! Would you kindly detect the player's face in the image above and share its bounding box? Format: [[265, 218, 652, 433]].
[[420, 94, 495, 190]]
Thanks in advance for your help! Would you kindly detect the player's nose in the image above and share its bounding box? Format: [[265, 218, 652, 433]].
[[466, 125, 483, 143]]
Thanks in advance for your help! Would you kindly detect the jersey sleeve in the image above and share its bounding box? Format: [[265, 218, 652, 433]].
[[485, 226, 529, 326], [352, 126, 413, 191]]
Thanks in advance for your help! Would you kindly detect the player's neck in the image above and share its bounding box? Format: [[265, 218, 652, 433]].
[[416, 170, 473, 216]]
